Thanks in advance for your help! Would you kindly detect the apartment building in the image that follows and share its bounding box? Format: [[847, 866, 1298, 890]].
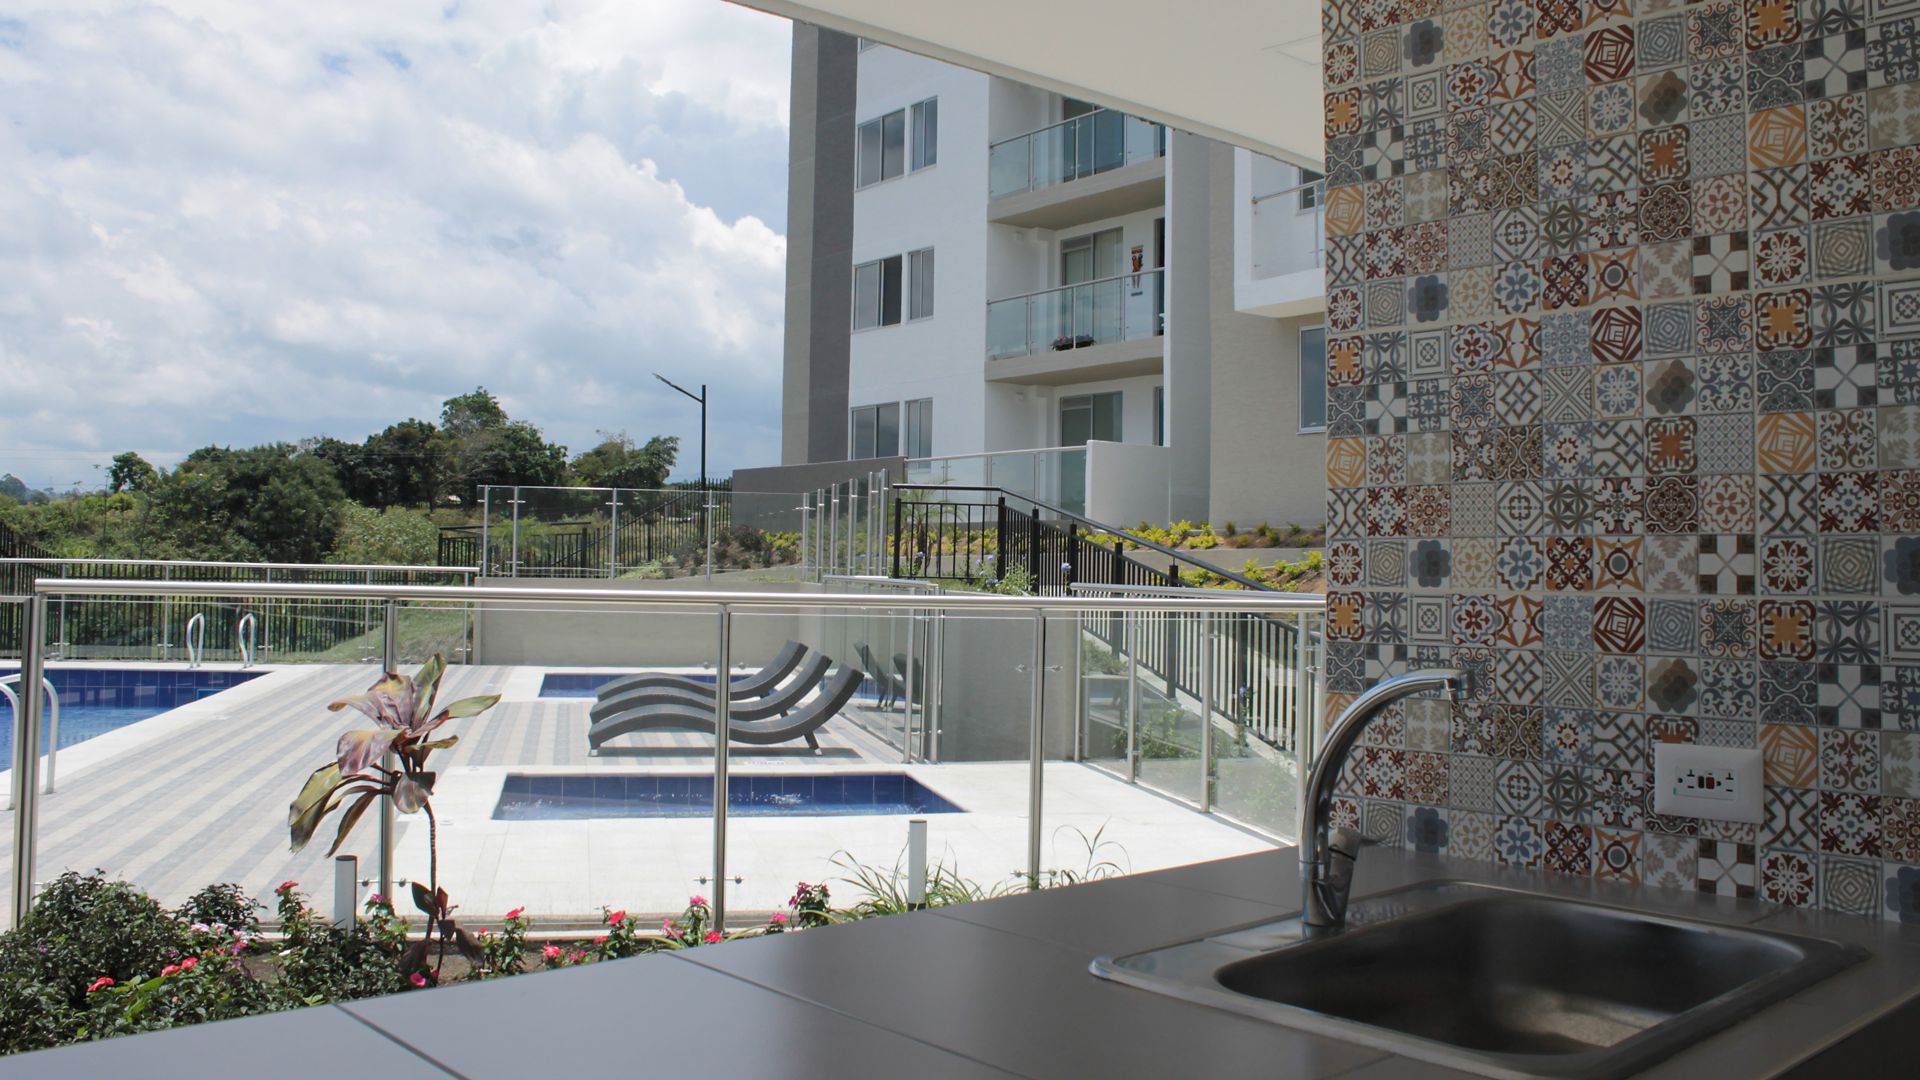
[[780, 26, 1330, 528]]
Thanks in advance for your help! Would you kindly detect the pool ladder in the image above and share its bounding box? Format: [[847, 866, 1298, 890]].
[[237, 613, 257, 669], [1, 674, 62, 799], [185, 612, 205, 669]]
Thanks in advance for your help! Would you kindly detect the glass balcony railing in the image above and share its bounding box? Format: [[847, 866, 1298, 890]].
[[986, 268, 1165, 362], [1249, 179, 1326, 280], [989, 109, 1166, 200], [903, 447, 1089, 516]]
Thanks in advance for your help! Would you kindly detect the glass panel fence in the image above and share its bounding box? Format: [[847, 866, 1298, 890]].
[[7, 583, 1319, 940], [466, 486, 806, 583]]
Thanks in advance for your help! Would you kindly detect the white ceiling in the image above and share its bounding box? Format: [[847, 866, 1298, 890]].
[[732, 0, 1326, 168]]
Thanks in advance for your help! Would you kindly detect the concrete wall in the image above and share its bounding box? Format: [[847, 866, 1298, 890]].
[[1162, 130, 1213, 523], [781, 26, 859, 465], [471, 578, 806, 668], [1086, 440, 1171, 526]]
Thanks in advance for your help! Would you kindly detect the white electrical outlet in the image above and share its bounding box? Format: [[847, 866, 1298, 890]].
[[1653, 744, 1763, 824]]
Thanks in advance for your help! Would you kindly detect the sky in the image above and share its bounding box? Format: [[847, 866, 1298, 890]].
[[0, 0, 793, 492]]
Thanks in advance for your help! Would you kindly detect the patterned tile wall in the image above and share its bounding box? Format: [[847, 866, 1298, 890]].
[[1319, 0, 1920, 919]]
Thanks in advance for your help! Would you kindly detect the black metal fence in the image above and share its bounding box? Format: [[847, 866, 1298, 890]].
[[439, 488, 737, 577], [888, 487, 1315, 750]]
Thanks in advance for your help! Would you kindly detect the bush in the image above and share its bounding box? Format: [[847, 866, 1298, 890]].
[[176, 883, 263, 935]]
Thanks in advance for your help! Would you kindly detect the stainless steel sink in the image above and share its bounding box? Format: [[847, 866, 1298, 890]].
[[1092, 881, 1864, 1079]]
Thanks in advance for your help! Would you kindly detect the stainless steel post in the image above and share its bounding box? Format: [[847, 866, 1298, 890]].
[[930, 605, 944, 763], [1126, 609, 1140, 783], [379, 599, 398, 901], [333, 855, 358, 928], [704, 490, 715, 584], [9, 595, 47, 928], [1072, 612, 1086, 762], [1026, 607, 1046, 890], [608, 490, 619, 579], [480, 487, 491, 576], [509, 486, 521, 578], [907, 818, 928, 909], [828, 485, 839, 578], [711, 604, 732, 929], [1200, 611, 1214, 813], [160, 566, 172, 662], [1294, 611, 1313, 806], [902, 605, 917, 764]]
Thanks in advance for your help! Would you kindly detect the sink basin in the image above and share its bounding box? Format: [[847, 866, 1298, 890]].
[[1092, 881, 1864, 1079]]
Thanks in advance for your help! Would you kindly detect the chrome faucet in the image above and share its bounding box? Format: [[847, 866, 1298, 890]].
[[1299, 668, 1466, 934]]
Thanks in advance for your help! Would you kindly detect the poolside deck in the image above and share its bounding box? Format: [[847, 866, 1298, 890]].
[[1, 663, 1272, 925]]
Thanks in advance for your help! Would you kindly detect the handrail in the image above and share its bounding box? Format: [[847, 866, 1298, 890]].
[[236, 613, 257, 668], [1070, 582, 1319, 601], [1251, 178, 1325, 206], [906, 445, 1086, 467], [31, 578, 1325, 614], [893, 483, 1279, 594], [987, 106, 1157, 152], [184, 612, 206, 668], [1, 674, 61, 795], [0, 557, 478, 575], [985, 266, 1164, 308]]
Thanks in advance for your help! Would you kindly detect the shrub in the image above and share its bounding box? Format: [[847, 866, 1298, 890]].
[[176, 883, 263, 935]]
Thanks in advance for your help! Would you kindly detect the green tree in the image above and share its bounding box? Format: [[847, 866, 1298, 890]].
[[327, 504, 437, 565], [142, 444, 346, 563], [360, 420, 451, 507], [439, 387, 508, 439], [107, 452, 160, 495], [571, 432, 678, 490], [460, 422, 568, 490]]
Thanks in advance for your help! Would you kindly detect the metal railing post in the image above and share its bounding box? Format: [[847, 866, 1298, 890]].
[[379, 599, 398, 901], [480, 487, 491, 575], [1126, 608, 1140, 783], [1200, 611, 1214, 813], [704, 489, 715, 584], [608, 490, 619, 579], [334, 855, 358, 928], [828, 485, 839, 578], [712, 603, 731, 929], [903, 604, 918, 764], [1027, 606, 1045, 890], [10, 595, 48, 928]]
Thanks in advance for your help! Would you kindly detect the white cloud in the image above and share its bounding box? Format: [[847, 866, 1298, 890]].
[[0, 0, 793, 490]]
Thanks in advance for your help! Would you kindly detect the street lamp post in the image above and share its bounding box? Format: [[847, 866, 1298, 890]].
[[653, 373, 708, 489]]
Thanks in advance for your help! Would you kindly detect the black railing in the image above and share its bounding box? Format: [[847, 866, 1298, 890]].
[[888, 486, 1311, 749], [439, 489, 722, 577]]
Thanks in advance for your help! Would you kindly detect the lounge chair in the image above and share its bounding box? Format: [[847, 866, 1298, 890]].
[[891, 652, 924, 708], [587, 668, 864, 752], [590, 652, 832, 724], [587, 641, 809, 703], [854, 641, 904, 708]]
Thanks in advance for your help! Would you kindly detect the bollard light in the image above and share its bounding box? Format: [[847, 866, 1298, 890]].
[[334, 855, 358, 928]]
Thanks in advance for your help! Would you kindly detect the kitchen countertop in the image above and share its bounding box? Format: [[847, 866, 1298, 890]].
[[6, 847, 1917, 1078]]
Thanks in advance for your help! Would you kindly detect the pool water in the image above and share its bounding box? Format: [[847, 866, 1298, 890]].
[[0, 668, 262, 765], [493, 772, 964, 820]]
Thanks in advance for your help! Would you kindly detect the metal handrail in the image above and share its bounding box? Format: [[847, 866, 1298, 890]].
[[0, 674, 59, 795], [893, 484, 1283, 594], [0, 557, 478, 575], [236, 613, 257, 668], [184, 612, 205, 669], [985, 266, 1165, 308], [988, 106, 1155, 151], [906, 445, 1086, 467], [31, 578, 1324, 614], [1250, 178, 1325, 206]]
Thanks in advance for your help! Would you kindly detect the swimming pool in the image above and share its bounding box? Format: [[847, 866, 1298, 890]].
[[492, 772, 964, 820], [0, 668, 263, 764]]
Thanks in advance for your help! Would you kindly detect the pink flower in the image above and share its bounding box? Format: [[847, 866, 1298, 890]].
[[770, 912, 787, 924], [660, 918, 674, 933], [409, 972, 428, 988], [505, 906, 524, 920], [606, 909, 627, 925], [87, 977, 114, 993], [180, 957, 197, 971], [594, 935, 608, 945], [275, 881, 298, 895], [688, 894, 706, 907], [367, 893, 387, 905], [160, 964, 181, 978], [703, 931, 722, 944], [542, 945, 562, 960], [569, 950, 586, 963]]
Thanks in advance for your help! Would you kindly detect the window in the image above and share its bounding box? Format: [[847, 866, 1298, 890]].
[[851, 403, 901, 458], [1299, 326, 1328, 432], [905, 398, 933, 458], [911, 98, 938, 170], [856, 36, 880, 51], [857, 98, 936, 188], [908, 248, 935, 320], [1152, 386, 1165, 447], [852, 255, 903, 330], [1060, 392, 1122, 446], [1298, 168, 1324, 211]]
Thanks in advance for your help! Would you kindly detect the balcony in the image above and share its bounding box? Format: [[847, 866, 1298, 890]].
[[985, 268, 1164, 383], [1234, 172, 1326, 318], [988, 110, 1166, 229]]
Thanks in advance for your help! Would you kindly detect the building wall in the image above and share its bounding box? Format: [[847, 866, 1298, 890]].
[[1321, 0, 1920, 918], [1209, 142, 1330, 529], [848, 47, 993, 458], [780, 26, 858, 465]]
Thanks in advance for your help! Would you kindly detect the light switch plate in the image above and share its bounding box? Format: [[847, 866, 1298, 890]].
[[1653, 744, 1764, 824]]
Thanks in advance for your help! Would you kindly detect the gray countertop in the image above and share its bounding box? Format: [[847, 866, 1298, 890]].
[[7, 848, 1918, 1078]]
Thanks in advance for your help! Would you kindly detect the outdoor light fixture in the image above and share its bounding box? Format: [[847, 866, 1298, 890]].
[[653, 372, 708, 489]]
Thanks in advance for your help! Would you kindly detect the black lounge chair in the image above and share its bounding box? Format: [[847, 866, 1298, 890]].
[[892, 653, 924, 708], [588, 641, 808, 704], [587, 667, 864, 752], [590, 653, 832, 724]]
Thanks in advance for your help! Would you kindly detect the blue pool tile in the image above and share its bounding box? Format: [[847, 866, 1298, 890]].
[[490, 772, 963, 820], [873, 774, 906, 805]]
